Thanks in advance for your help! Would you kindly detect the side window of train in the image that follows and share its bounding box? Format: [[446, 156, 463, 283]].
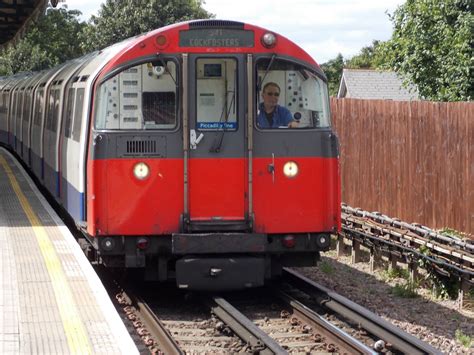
[[195, 58, 237, 131], [33, 90, 44, 127], [72, 88, 84, 142], [95, 60, 177, 130], [23, 93, 31, 123], [46, 90, 55, 131], [255, 58, 331, 129], [52, 90, 60, 133], [15, 92, 21, 121], [64, 88, 75, 138]]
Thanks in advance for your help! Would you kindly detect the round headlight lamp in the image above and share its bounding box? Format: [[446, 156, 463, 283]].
[[261, 32, 277, 48], [101, 237, 115, 251], [133, 162, 150, 180], [283, 161, 299, 178]]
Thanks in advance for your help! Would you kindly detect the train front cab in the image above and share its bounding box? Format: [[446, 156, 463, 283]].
[[89, 22, 341, 290]]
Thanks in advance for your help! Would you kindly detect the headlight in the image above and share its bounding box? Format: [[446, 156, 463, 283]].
[[133, 162, 150, 180], [101, 237, 115, 251], [261, 32, 277, 48], [283, 161, 299, 178]]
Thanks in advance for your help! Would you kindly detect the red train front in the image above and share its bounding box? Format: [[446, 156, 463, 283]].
[[87, 20, 340, 289]]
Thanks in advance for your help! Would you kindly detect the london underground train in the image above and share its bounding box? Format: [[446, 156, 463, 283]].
[[0, 20, 340, 290]]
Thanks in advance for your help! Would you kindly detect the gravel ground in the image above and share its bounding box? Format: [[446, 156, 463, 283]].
[[294, 245, 474, 354]]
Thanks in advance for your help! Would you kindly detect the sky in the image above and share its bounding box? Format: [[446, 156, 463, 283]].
[[63, 0, 405, 64]]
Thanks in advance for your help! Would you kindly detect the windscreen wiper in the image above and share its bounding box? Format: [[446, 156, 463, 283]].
[[257, 54, 276, 92], [209, 91, 235, 153]]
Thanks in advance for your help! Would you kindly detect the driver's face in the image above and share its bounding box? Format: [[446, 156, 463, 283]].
[[262, 86, 280, 108]]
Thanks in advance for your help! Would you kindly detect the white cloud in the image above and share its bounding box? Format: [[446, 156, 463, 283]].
[[64, 0, 405, 63]]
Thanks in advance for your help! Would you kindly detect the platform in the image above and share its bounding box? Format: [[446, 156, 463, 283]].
[[0, 147, 138, 354]]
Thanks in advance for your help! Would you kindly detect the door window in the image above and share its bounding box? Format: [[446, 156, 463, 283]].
[[196, 58, 237, 131]]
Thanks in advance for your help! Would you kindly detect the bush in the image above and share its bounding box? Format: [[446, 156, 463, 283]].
[[391, 281, 418, 298]]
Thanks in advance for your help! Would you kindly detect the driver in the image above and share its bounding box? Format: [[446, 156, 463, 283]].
[[257, 82, 298, 128]]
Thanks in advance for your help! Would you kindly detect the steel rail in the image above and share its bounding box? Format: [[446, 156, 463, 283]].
[[342, 225, 474, 279], [209, 296, 287, 355], [274, 288, 377, 355], [343, 204, 474, 251], [282, 268, 442, 355], [134, 298, 184, 355]]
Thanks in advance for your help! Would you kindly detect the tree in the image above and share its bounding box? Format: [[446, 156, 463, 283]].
[[345, 40, 387, 69], [380, 0, 473, 101], [320, 54, 345, 97], [320, 41, 392, 97], [0, 7, 87, 75], [81, 0, 214, 52]]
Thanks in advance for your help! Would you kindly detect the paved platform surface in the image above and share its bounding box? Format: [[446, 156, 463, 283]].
[[0, 147, 138, 354]]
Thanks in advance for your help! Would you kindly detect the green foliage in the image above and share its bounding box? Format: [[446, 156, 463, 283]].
[[320, 41, 391, 97], [430, 275, 459, 300], [381, 267, 409, 281], [345, 40, 388, 69], [0, 7, 87, 75], [391, 281, 419, 298], [320, 54, 344, 97], [381, 0, 473, 101], [0, 41, 51, 75], [455, 329, 473, 348], [81, 0, 214, 52], [319, 260, 335, 275], [438, 227, 467, 239], [418, 245, 460, 299]]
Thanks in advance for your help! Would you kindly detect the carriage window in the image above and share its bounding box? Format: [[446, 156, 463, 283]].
[[47, 90, 60, 133], [23, 93, 31, 123], [95, 60, 177, 130], [72, 88, 84, 142], [64, 88, 75, 138], [33, 90, 44, 127], [196, 58, 237, 131], [15, 93, 21, 125], [256, 59, 331, 129], [23, 92, 31, 122]]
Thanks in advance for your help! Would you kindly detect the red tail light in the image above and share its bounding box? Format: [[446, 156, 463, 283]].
[[282, 235, 296, 248], [136, 238, 149, 250]]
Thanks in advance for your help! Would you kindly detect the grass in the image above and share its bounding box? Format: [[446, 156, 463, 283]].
[[455, 329, 473, 348], [319, 260, 335, 275], [438, 227, 468, 239], [381, 267, 409, 281], [391, 281, 419, 298]]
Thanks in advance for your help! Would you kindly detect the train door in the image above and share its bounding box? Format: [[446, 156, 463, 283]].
[[252, 57, 337, 233], [186, 55, 247, 230]]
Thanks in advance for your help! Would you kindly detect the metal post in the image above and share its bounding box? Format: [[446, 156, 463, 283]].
[[182, 54, 189, 218], [246, 54, 253, 223]]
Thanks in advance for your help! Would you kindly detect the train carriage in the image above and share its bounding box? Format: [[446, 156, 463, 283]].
[[0, 20, 341, 290]]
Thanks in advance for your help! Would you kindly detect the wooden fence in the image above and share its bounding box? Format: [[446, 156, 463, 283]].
[[330, 98, 473, 236]]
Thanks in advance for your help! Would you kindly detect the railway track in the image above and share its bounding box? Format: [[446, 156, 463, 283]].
[[116, 270, 440, 354], [280, 268, 441, 354], [341, 204, 474, 281]]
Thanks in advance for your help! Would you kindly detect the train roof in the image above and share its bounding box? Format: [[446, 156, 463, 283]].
[[98, 19, 321, 80]]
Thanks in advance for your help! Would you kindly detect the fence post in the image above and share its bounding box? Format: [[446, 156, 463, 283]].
[[389, 254, 398, 271], [458, 278, 470, 310], [370, 248, 381, 273], [408, 262, 418, 283], [351, 239, 361, 264], [336, 234, 345, 257]]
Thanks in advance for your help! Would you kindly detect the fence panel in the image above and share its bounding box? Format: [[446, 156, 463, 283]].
[[331, 98, 473, 235]]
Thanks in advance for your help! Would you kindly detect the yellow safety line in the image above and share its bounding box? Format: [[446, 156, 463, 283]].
[[0, 155, 91, 355]]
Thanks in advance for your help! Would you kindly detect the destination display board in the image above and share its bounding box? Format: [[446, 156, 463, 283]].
[[179, 29, 254, 47]]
